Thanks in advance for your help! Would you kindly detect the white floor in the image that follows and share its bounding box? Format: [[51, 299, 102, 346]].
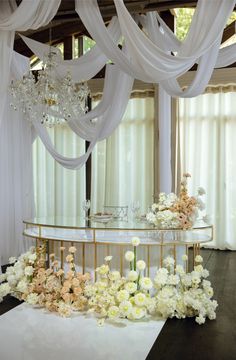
[[0, 304, 165, 360]]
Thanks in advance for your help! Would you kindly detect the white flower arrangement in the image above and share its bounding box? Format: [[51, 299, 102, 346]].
[[154, 255, 218, 324], [85, 238, 154, 323], [0, 238, 217, 326], [0, 247, 38, 301], [146, 174, 207, 229]]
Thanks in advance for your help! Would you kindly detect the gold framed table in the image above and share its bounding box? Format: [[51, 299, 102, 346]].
[[23, 217, 213, 276]]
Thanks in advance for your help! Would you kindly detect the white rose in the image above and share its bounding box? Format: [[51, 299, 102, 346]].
[[24, 266, 34, 277], [28, 253, 37, 264], [131, 306, 146, 320], [139, 277, 153, 290], [136, 260, 146, 271], [117, 289, 130, 302], [9, 257, 17, 264], [119, 301, 132, 316], [125, 251, 135, 262], [195, 314, 205, 325], [26, 293, 38, 305], [0, 274, 7, 283], [124, 282, 137, 294], [194, 265, 204, 273], [175, 265, 185, 275], [128, 270, 138, 281], [17, 280, 28, 293], [134, 293, 146, 306], [108, 271, 121, 281], [131, 237, 140, 247], [205, 287, 214, 297], [167, 274, 180, 286], [107, 306, 120, 319], [96, 264, 109, 275], [182, 254, 188, 261], [0, 283, 11, 298], [195, 255, 203, 263], [6, 275, 17, 287], [163, 256, 175, 267]]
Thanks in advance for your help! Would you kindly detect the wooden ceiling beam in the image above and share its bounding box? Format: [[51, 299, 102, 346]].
[[222, 20, 236, 43]]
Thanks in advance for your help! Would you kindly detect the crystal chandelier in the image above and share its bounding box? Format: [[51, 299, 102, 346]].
[[10, 50, 90, 127]]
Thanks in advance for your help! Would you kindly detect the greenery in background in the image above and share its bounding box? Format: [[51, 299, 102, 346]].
[[83, 36, 96, 53], [176, 8, 236, 41]]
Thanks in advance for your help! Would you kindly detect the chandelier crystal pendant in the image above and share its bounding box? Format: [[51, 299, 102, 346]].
[[10, 50, 90, 127]]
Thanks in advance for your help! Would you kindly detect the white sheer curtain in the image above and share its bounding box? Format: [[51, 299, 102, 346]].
[[91, 96, 154, 215], [179, 90, 236, 250], [0, 96, 34, 269], [33, 125, 85, 218]]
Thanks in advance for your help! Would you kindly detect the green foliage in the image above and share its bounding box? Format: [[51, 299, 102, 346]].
[[175, 8, 236, 42], [83, 36, 96, 54]]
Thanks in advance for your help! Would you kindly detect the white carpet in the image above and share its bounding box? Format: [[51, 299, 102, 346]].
[[0, 304, 165, 360]]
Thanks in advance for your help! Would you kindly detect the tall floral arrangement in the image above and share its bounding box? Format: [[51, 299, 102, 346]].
[[146, 173, 206, 229], [85, 237, 155, 325]]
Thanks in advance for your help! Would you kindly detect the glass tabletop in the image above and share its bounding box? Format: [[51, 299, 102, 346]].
[[23, 216, 212, 231]]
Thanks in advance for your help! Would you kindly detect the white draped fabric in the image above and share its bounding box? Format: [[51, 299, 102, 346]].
[[31, 64, 134, 169], [0, 0, 61, 126], [75, 0, 236, 95], [0, 52, 34, 271], [179, 91, 236, 250], [20, 16, 121, 82], [10, 0, 236, 172]]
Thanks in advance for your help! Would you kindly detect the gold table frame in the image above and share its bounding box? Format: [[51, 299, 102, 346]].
[[23, 218, 213, 275]]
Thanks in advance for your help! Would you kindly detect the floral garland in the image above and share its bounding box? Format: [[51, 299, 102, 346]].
[[0, 238, 217, 325], [146, 173, 206, 229]]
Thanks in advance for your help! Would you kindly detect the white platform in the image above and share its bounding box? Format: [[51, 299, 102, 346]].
[[0, 304, 165, 360]]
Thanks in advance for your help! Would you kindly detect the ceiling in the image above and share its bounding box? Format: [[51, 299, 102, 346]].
[[14, 0, 198, 56], [14, 0, 236, 71]]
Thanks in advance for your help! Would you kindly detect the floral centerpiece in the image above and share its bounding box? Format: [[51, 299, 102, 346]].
[[146, 173, 206, 229], [0, 237, 217, 325]]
